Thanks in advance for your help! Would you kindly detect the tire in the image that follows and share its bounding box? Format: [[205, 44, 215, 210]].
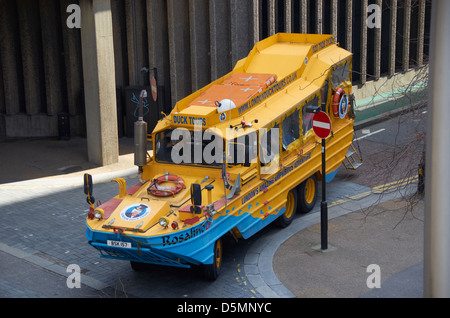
[[276, 189, 297, 228], [298, 174, 318, 213], [203, 238, 223, 281]]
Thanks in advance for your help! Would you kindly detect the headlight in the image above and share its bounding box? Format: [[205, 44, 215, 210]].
[[94, 208, 104, 219], [159, 217, 169, 228]]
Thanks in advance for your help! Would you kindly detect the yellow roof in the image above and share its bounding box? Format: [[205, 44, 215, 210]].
[[154, 33, 352, 135]]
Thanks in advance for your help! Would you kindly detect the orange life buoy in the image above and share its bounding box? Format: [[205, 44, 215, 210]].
[[147, 174, 185, 197], [332, 88, 348, 118]]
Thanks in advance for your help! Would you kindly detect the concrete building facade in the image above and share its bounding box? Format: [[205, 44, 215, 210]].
[[0, 0, 432, 164]]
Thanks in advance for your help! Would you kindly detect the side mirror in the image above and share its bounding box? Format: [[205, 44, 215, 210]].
[[84, 174, 95, 205], [84, 174, 93, 196], [190, 183, 202, 214], [190, 183, 202, 206]]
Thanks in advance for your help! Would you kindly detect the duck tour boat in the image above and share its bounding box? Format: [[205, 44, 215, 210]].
[[84, 33, 362, 280]]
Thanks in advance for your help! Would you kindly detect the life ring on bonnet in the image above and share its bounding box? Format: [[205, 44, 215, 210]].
[[331, 87, 348, 119], [147, 174, 185, 197]]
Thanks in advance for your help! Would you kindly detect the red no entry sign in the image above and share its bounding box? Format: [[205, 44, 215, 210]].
[[312, 111, 332, 139]]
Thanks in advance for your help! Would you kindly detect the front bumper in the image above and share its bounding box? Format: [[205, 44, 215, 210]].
[[89, 241, 191, 268], [85, 218, 218, 268]]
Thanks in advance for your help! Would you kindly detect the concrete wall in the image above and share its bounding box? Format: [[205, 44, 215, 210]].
[[0, 0, 432, 138], [80, 0, 119, 165]]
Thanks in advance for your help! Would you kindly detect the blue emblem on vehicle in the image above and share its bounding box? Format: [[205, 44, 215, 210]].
[[120, 204, 150, 221]]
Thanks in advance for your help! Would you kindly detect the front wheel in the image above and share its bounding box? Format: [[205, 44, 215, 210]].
[[298, 174, 318, 213], [203, 238, 223, 281], [276, 189, 297, 228]]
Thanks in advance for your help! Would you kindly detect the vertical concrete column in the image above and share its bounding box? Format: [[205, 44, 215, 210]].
[[80, 0, 119, 165], [60, 0, 83, 120], [147, 0, 171, 115], [125, 0, 137, 85], [0, 61, 4, 136], [125, 0, 148, 86], [60, 0, 85, 136], [0, 0, 22, 116], [300, 0, 308, 33], [147, 0, 170, 90], [424, 0, 450, 298], [388, 0, 397, 76], [39, 0, 64, 116], [230, 0, 254, 67], [135, 0, 149, 85], [374, 0, 382, 79], [416, 0, 426, 67], [167, 0, 191, 106], [402, 0, 411, 72], [189, 0, 210, 92], [331, 0, 337, 41], [209, 0, 231, 80], [285, 0, 292, 33], [315, 0, 323, 34], [111, 0, 127, 88], [0, 57, 5, 117], [268, 0, 276, 36], [345, 0, 352, 52], [360, 0, 368, 85], [17, 0, 43, 115], [251, 0, 260, 44]]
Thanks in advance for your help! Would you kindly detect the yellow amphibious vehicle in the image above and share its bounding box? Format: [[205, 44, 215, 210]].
[[85, 33, 358, 280]]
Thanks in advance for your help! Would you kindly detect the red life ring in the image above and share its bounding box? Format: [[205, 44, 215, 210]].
[[148, 174, 186, 197], [332, 88, 346, 117]]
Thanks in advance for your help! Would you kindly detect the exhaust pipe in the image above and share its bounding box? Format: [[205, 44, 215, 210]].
[[134, 90, 148, 181]]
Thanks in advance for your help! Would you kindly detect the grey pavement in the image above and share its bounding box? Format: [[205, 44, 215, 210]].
[[271, 190, 424, 298], [0, 133, 425, 298]]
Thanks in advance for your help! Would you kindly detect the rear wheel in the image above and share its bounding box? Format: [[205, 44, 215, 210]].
[[298, 174, 318, 213], [203, 238, 223, 281], [276, 189, 297, 228]]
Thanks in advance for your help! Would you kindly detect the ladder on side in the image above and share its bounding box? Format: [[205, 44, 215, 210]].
[[343, 143, 363, 170]]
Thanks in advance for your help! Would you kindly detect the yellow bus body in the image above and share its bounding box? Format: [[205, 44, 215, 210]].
[[86, 33, 355, 278]]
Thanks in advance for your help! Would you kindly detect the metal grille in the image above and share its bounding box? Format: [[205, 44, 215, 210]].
[[90, 242, 190, 269]]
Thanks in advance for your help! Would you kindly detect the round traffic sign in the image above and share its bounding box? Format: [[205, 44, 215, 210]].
[[151, 76, 157, 102], [312, 111, 332, 139]]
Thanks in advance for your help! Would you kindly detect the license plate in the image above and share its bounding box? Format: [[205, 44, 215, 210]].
[[107, 240, 132, 249]]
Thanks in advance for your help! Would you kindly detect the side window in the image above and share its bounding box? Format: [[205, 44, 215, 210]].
[[282, 110, 300, 151], [155, 129, 175, 162], [302, 97, 319, 136], [331, 61, 350, 89]]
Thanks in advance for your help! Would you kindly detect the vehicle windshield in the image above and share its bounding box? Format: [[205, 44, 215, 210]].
[[155, 128, 224, 166]]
